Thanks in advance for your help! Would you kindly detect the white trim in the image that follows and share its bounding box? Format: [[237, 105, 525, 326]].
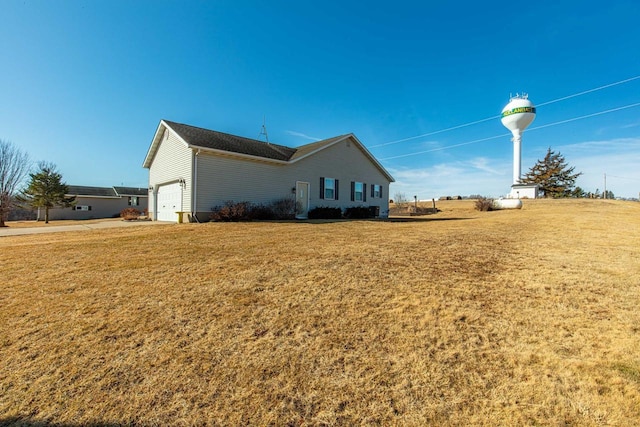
[[154, 180, 184, 222], [143, 120, 190, 168], [291, 134, 395, 182], [187, 145, 290, 165], [192, 149, 200, 219], [161, 120, 191, 149], [291, 137, 346, 162]]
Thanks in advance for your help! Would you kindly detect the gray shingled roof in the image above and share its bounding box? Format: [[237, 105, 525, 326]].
[[67, 185, 118, 197], [164, 120, 297, 161], [114, 187, 148, 196], [145, 120, 394, 182], [66, 186, 148, 197]]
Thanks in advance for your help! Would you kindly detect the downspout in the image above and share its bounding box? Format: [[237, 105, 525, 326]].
[[149, 185, 157, 221], [191, 149, 201, 222]]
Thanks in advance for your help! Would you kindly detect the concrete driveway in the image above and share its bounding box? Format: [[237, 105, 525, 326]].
[[0, 220, 169, 237]]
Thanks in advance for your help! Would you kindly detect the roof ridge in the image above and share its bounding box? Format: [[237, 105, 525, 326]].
[[163, 119, 293, 151]]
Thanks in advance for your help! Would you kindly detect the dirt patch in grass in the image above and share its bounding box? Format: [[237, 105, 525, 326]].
[[1, 199, 639, 425]]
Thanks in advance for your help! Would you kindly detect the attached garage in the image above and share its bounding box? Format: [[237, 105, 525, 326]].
[[155, 182, 182, 222]]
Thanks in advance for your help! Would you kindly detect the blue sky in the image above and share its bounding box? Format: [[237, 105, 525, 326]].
[[2, 1, 639, 199]]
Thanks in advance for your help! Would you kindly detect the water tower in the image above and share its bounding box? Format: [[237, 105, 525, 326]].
[[501, 94, 536, 185]]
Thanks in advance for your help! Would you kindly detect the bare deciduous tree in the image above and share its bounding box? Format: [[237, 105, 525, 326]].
[[394, 192, 408, 208], [0, 140, 30, 227]]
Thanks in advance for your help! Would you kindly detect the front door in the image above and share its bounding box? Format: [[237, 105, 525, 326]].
[[295, 181, 309, 219]]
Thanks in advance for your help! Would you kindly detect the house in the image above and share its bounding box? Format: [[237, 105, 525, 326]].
[[47, 185, 149, 220], [143, 120, 395, 222]]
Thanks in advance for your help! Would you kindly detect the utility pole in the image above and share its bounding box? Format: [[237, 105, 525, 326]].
[[604, 173, 607, 199]]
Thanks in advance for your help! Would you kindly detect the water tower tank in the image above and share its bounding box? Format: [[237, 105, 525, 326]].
[[501, 96, 536, 135], [501, 95, 536, 184]]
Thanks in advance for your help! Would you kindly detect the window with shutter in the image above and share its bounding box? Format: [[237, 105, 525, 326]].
[[322, 177, 336, 200], [352, 182, 364, 202]]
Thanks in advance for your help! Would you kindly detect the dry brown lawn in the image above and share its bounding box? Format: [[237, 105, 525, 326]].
[[3, 218, 124, 228], [1, 199, 639, 426]]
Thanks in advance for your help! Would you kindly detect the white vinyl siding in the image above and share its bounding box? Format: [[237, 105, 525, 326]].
[[288, 139, 389, 215], [195, 154, 292, 212], [193, 138, 390, 216], [146, 128, 392, 219], [148, 130, 192, 219]]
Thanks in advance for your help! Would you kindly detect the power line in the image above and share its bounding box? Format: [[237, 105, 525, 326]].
[[537, 75, 640, 107], [380, 102, 640, 161], [370, 74, 640, 149], [370, 116, 499, 148], [607, 174, 640, 182], [380, 134, 510, 160], [527, 102, 640, 132]]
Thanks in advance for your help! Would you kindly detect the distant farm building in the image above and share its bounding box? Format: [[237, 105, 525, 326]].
[[46, 186, 148, 220]]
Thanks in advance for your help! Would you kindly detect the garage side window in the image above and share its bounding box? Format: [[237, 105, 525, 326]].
[[128, 196, 139, 206]]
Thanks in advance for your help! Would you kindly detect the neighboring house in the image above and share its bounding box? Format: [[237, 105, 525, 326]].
[[47, 185, 149, 220], [143, 120, 395, 222]]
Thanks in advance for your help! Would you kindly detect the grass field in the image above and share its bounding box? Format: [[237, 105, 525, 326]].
[[1, 199, 639, 426]]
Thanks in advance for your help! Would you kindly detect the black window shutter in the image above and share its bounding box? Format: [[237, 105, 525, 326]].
[[320, 177, 325, 199], [335, 179, 339, 200], [363, 184, 367, 202], [380, 185, 383, 200], [350, 181, 355, 201], [371, 184, 375, 197]]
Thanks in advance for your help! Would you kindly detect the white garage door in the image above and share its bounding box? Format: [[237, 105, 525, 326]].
[[156, 182, 182, 222]]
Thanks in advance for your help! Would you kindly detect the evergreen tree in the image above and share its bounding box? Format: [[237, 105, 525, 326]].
[[571, 186, 586, 198], [18, 162, 75, 223], [521, 148, 582, 198]]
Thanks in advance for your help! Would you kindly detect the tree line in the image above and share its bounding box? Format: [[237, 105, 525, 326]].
[[0, 139, 74, 226]]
